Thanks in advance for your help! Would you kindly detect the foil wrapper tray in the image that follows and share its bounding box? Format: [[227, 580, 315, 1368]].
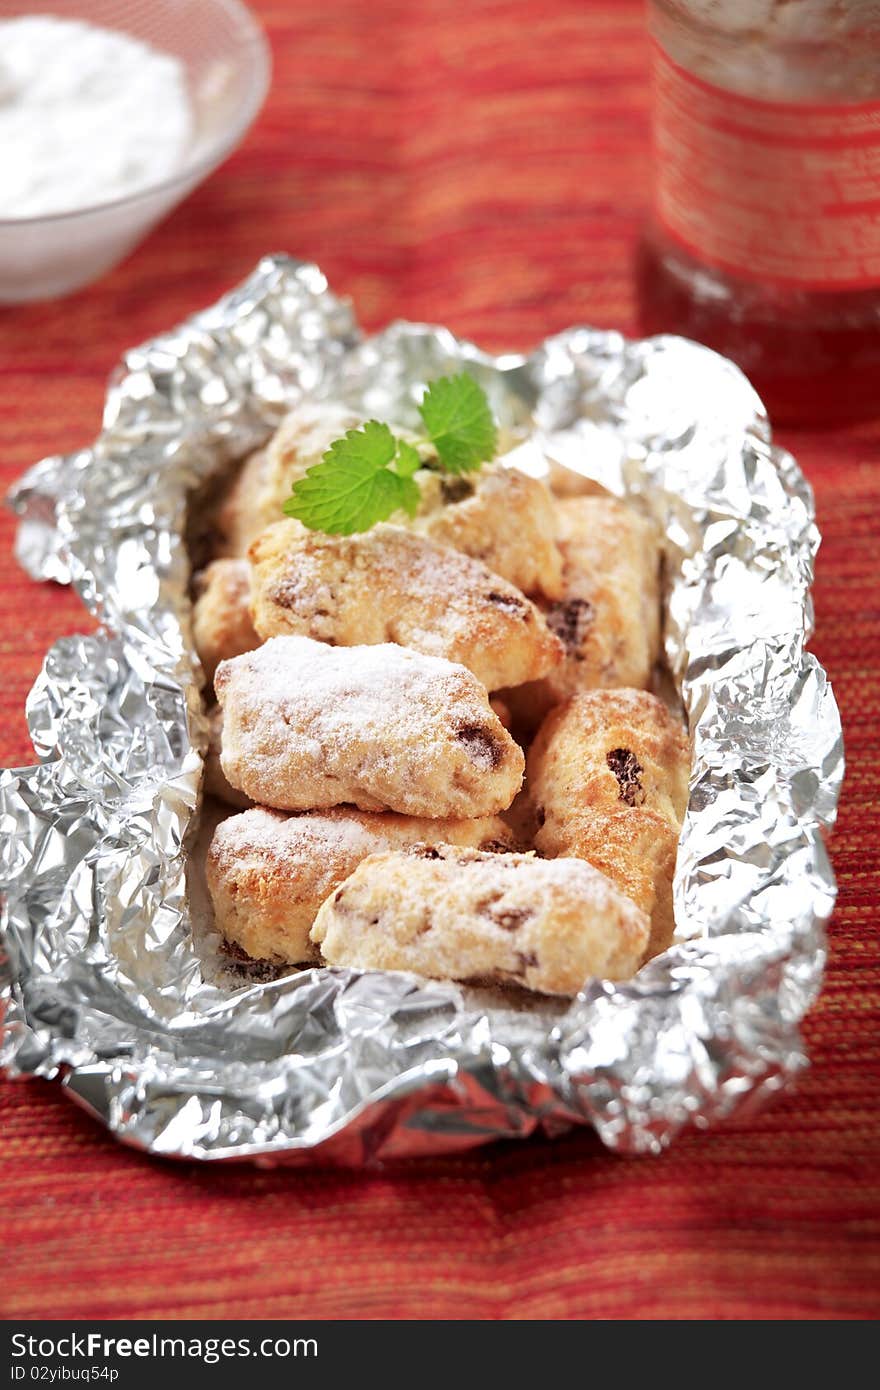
[[1, 256, 843, 1163]]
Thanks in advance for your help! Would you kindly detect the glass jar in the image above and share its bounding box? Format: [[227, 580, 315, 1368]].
[[637, 1, 880, 425]]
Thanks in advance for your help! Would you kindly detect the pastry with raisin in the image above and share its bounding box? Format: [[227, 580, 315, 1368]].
[[414, 464, 564, 600], [192, 558, 260, 684], [216, 636, 524, 817], [248, 520, 563, 691], [310, 843, 650, 994], [527, 689, 688, 958]]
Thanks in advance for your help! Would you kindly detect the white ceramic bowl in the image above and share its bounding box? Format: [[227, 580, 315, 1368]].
[[0, 0, 271, 302]]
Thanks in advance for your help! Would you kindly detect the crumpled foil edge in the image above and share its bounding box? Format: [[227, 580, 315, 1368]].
[[0, 256, 843, 1162]]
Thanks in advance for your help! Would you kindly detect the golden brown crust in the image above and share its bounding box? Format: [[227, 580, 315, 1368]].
[[490, 696, 513, 731], [207, 807, 518, 964], [216, 635, 524, 818], [501, 497, 661, 731], [310, 844, 650, 994], [248, 520, 563, 691], [528, 688, 689, 835], [527, 688, 689, 961], [192, 558, 260, 685], [414, 465, 564, 600], [540, 810, 678, 961]]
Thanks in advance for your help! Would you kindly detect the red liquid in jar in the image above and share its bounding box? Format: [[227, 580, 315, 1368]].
[[640, 1, 880, 427], [637, 226, 880, 427]]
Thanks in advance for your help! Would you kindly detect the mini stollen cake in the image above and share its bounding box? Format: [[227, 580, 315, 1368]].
[[527, 688, 689, 959], [528, 688, 689, 836], [215, 635, 524, 817], [212, 402, 363, 557], [412, 463, 564, 600], [211, 408, 565, 605], [248, 520, 563, 691], [310, 844, 651, 995], [192, 557, 260, 684]]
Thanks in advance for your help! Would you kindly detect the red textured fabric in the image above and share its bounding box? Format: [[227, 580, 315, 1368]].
[[1, 0, 878, 1321]]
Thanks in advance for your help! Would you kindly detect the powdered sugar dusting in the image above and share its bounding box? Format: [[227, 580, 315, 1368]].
[[215, 636, 524, 816], [210, 805, 514, 871], [211, 805, 390, 868], [218, 634, 483, 733], [249, 521, 561, 690], [402, 843, 642, 906], [311, 844, 652, 993]]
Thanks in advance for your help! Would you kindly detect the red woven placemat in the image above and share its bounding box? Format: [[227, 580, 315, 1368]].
[[1, 0, 878, 1321]]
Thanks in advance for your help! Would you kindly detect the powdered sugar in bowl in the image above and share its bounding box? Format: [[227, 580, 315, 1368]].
[[0, 1, 270, 301]]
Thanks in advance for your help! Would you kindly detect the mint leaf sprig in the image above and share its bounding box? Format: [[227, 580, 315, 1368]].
[[283, 373, 498, 536]]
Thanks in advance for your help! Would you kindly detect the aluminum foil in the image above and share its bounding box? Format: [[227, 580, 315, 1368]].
[[1, 255, 843, 1162]]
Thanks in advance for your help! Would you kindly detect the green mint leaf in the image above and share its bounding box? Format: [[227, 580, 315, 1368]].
[[418, 373, 498, 474], [283, 420, 411, 534], [394, 473, 422, 518], [393, 439, 422, 478]]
